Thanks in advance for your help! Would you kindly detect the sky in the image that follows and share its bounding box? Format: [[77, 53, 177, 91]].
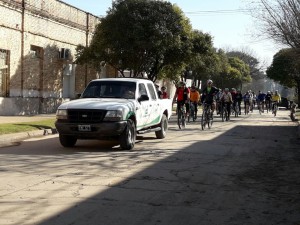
[[62, 0, 282, 68]]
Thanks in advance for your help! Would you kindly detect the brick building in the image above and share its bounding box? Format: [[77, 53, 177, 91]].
[[0, 0, 102, 115]]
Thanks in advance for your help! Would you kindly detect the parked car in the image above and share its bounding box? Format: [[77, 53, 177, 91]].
[[55, 78, 173, 150], [278, 97, 290, 109]]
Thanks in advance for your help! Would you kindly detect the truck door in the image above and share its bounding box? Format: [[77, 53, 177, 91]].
[[136, 83, 151, 129], [145, 83, 161, 126]]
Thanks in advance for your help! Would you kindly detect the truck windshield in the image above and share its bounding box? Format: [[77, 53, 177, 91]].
[[81, 81, 136, 99]]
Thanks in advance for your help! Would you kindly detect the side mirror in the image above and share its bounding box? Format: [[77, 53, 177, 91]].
[[138, 94, 149, 102], [76, 93, 82, 99]]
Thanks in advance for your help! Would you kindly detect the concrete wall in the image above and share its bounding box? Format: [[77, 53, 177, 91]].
[[0, 0, 100, 115]]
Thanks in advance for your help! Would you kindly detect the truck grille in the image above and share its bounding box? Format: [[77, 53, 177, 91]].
[[68, 109, 107, 123]]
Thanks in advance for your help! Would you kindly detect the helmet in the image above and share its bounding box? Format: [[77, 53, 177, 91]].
[[179, 81, 186, 86], [225, 88, 229, 91], [207, 79, 213, 84]]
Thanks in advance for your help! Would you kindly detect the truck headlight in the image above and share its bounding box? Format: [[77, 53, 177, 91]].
[[103, 110, 123, 121], [56, 109, 68, 120]]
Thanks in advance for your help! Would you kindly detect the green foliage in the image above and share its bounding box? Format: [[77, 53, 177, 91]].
[[76, 0, 193, 81], [185, 30, 216, 84], [226, 51, 264, 80], [266, 48, 300, 87], [267, 48, 300, 103]]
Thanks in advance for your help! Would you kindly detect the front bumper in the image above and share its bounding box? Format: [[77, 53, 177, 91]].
[[55, 120, 127, 139]]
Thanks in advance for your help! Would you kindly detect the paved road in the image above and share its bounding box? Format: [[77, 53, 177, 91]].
[[0, 109, 299, 225]]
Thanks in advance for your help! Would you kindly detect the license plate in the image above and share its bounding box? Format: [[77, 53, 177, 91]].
[[78, 125, 91, 132]]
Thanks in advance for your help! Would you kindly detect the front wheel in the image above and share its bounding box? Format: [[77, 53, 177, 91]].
[[208, 111, 213, 129], [59, 134, 77, 147], [177, 109, 182, 129], [201, 113, 206, 130], [119, 119, 136, 150], [155, 114, 168, 139]]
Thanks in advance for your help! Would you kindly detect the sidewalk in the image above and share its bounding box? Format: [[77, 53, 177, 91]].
[[0, 114, 57, 147]]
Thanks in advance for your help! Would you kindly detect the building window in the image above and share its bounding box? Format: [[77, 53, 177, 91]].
[[0, 49, 9, 97], [30, 45, 43, 58]]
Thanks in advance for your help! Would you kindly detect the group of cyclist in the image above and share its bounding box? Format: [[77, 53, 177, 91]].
[[173, 79, 282, 124]]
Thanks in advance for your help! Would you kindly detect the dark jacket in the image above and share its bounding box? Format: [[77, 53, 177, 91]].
[[201, 86, 219, 103]]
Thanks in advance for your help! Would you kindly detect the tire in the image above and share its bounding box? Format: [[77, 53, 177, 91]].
[[119, 119, 136, 150], [221, 107, 224, 122], [235, 104, 239, 117], [181, 113, 186, 128], [155, 114, 168, 139], [201, 113, 206, 130], [208, 112, 212, 129], [59, 134, 77, 147], [190, 105, 195, 122], [177, 109, 182, 129]]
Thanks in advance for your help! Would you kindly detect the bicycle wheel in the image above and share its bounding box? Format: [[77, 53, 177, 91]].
[[191, 107, 195, 122], [245, 103, 249, 115], [201, 112, 206, 130], [177, 109, 182, 129], [208, 110, 213, 128], [225, 108, 228, 121], [189, 106, 194, 122], [235, 104, 239, 117], [221, 106, 225, 122], [274, 105, 277, 116], [181, 113, 186, 128]]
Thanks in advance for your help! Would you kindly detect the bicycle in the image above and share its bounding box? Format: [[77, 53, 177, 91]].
[[244, 101, 250, 115], [177, 102, 186, 129], [233, 101, 239, 117], [220, 101, 228, 122], [265, 100, 271, 113], [188, 102, 196, 122], [258, 100, 265, 115], [272, 101, 278, 117], [201, 102, 213, 130]]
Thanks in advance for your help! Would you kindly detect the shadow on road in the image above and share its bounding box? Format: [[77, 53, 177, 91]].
[[0, 121, 299, 224]]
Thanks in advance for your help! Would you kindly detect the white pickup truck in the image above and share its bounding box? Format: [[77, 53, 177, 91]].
[[55, 78, 172, 150]]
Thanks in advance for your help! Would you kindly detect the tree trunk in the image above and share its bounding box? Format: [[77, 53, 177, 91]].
[[297, 81, 300, 105]]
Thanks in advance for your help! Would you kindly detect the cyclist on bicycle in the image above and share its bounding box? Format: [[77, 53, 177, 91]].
[[221, 88, 233, 121], [173, 81, 190, 117], [243, 91, 252, 114], [216, 88, 223, 115], [231, 88, 238, 114], [201, 79, 219, 115], [265, 91, 272, 111], [235, 90, 243, 115], [257, 90, 266, 112], [190, 85, 200, 118], [271, 90, 281, 113]]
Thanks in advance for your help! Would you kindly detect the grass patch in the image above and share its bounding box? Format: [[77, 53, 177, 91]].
[[0, 119, 56, 135]]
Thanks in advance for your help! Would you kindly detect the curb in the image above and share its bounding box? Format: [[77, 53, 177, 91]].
[[0, 128, 57, 147]]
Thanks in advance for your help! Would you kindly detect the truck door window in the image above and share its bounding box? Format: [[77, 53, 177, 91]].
[[138, 83, 148, 98], [147, 83, 157, 100]]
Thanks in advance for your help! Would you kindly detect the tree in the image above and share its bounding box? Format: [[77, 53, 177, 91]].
[[266, 48, 300, 103], [76, 0, 192, 82], [180, 30, 216, 87], [227, 57, 251, 89], [226, 50, 265, 80], [250, 0, 300, 50]]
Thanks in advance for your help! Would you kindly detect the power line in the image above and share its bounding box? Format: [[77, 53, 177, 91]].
[[185, 9, 251, 15]]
